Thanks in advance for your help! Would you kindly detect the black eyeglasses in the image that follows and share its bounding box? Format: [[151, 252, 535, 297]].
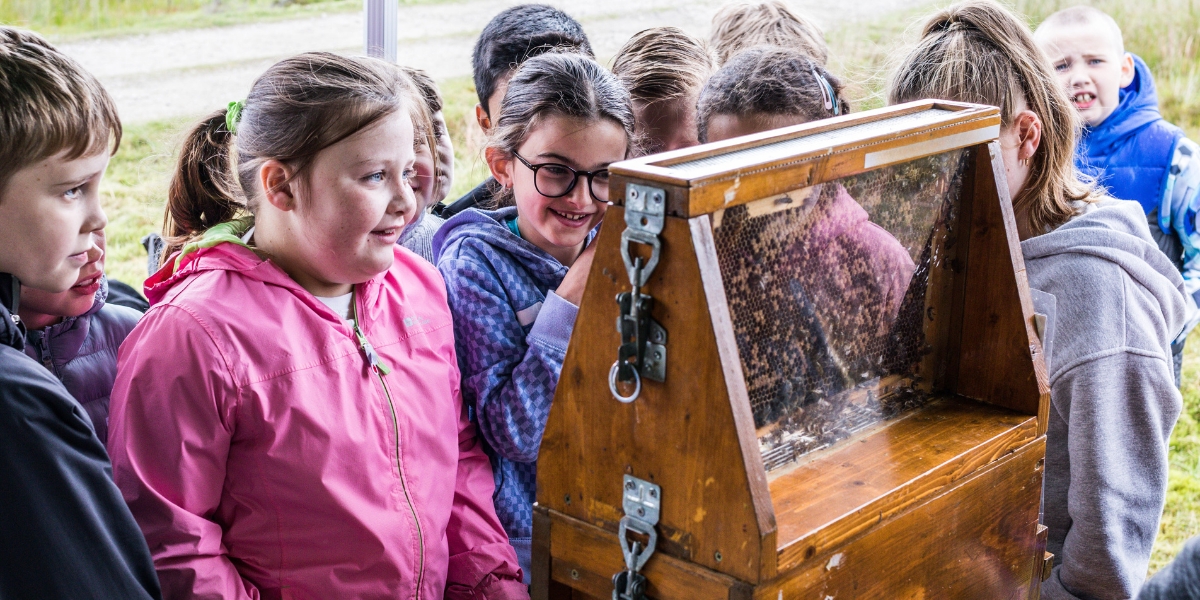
[[512, 151, 610, 202]]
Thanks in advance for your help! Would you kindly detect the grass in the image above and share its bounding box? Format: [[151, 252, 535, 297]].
[[90, 0, 1200, 575], [1157, 335, 1200, 573], [2, 0, 360, 40], [100, 117, 192, 287]]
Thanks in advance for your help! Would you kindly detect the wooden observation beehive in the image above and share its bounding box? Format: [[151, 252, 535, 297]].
[[532, 100, 1053, 600]]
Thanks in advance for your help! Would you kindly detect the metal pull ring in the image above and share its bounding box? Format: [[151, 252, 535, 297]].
[[609, 361, 641, 403]]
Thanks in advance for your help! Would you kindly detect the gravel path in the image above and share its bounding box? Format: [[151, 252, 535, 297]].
[[58, 0, 926, 124]]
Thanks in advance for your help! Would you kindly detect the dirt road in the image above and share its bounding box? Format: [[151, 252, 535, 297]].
[[58, 0, 925, 124]]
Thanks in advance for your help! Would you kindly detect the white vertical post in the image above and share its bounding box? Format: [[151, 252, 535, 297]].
[[364, 0, 398, 62]]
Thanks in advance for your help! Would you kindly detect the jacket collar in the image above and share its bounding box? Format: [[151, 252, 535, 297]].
[[432, 206, 597, 286], [147, 218, 388, 332]]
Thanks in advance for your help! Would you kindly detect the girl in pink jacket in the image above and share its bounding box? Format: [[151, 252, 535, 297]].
[[107, 53, 526, 600]]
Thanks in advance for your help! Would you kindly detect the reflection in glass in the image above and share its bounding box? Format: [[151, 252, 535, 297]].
[[711, 149, 970, 470]]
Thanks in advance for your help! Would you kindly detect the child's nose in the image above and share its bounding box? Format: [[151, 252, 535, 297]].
[[87, 241, 104, 264], [564, 177, 593, 208], [393, 178, 417, 218]]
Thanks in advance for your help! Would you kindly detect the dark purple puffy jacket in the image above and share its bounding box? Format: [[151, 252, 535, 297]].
[[23, 276, 141, 444]]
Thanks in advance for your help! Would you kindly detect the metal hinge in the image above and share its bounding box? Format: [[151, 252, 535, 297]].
[[610, 183, 668, 403], [612, 475, 661, 600]]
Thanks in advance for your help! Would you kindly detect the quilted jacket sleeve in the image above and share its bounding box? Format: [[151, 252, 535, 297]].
[[439, 253, 577, 464]]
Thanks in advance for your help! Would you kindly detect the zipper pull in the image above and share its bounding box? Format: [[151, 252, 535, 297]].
[[353, 323, 392, 376]]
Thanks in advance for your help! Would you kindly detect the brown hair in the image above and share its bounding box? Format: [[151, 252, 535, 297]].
[[696, 46, 848, 143], [163, 52, 416, 259], [611, 27, 716, 105], [0, 27, 121, 196], [888, 0, 1101, 234], [487, 52, 637, 207], [709, 1, 828, 66]]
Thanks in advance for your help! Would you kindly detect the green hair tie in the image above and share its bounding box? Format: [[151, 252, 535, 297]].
[[225, 100, 244, 134]]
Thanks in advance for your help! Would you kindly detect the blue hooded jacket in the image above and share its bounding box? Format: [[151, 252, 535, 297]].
[[432, 206, 591, 582], [1076, 54, 1200, 343], [1076, 54, 1182, 217]]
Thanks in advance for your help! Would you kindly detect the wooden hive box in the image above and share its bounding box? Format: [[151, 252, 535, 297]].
[[532, 100, 1053, 600]]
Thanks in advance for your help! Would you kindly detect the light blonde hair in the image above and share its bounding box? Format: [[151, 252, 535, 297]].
[[1036, 5, 1125, 55], [888, 0, 1102, 234], [0, 27, 121, 196], [611, 27, 716, 105], [709, 1, 827, 66]]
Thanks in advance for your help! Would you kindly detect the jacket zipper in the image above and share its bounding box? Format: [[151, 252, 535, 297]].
[[31, 332, 55, 374], [352, 296, 426, 598]]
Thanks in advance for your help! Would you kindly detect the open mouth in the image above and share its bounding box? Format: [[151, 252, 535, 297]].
[[550, 208, 593, 227], [370, 224, 405, 242], [1072, 92, 1097, 110], [72, 274, 102, 294]]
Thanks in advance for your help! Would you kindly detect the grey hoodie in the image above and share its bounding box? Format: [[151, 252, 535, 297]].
[[1024, 199, 1186, 600]]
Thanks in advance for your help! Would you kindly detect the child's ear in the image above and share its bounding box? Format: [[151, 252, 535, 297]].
[[1120, 53, 1136, 88], [484, 147, 514, 189], [1016, 110, 1043, 162], [475, 104, 492, 133], [259, 159, 298, 212]]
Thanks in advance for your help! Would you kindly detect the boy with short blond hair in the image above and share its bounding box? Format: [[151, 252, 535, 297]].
[[709, 0, 828, 66], [0, 26, 161, 599], [1036, 6, 1200, 384], [611, 26, 716, 154]]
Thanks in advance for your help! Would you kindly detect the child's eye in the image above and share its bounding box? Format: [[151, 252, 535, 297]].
[[365, 171, 385, 183], [64, 186, 83, 200], [1055, 62, 1068, 72], [402, 168, 416, 182], [1088, 58, 1104, 66]]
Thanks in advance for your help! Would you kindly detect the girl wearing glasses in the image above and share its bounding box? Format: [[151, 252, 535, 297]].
[[432, 52, 635, 580]]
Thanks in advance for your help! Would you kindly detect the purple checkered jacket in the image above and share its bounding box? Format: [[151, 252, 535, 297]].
[[433, 206, 591, 578]]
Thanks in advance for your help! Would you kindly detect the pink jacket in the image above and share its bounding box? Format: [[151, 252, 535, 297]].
[[107, 238, 525, 600]]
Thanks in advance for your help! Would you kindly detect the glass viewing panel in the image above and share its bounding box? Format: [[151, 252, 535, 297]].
[[710, 149, 971, 471]]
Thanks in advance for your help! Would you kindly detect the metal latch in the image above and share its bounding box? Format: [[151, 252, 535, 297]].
[[612, 475, 661, 600], [610, 183, 668, 403]]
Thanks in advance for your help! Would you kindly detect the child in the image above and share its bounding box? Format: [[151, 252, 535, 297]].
[[435, 4, 593, 219], [696, 46, 848, 142], [709, 0, 828, 66], [697, 46, 916, 410], [399, 66, 451, 262], [1035, 6, 1200, 384], [108, 53, 526, 599], [611, 26, 716, 155], [433, 52, 634, 581], [0, 26, 161, 599], [889, 2, 1185, 599], [20, 230, 142, 444]]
